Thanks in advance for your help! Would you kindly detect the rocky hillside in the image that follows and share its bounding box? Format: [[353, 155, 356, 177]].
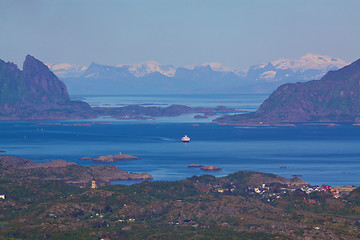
[[0, 158, 358, 239], [217, 58, 360, 124], [0, 155, 152, 185], [0, 55, 95, 120]]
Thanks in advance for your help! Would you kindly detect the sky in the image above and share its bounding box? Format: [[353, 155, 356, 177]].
[[1, 0, 360, 70]]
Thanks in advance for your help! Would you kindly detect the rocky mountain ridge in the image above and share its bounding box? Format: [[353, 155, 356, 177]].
[[217, 57, 360, 124]]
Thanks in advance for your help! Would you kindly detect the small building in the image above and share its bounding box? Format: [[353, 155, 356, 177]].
[[0, 195, 5, 199], [91, 180, 97, 189]]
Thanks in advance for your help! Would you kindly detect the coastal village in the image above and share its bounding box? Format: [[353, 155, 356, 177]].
[[189, 177, 357, 202], [247, 183, 357, 202]]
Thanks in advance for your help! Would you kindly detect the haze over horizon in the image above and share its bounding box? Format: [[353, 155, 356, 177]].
[[1, 0, 360, 70]]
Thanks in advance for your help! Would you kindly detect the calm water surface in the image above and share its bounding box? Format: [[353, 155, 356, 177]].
[[1, 94, 359, 186], [1, 121, 359, 186], [75, 94, 269, 112]]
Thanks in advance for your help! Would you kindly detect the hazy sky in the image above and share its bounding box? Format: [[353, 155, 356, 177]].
[[1, 0, 360, 69]]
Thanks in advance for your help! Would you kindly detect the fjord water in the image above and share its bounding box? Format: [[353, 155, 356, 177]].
[[1, 94, 359, 186], [78, 94, 269, 111]]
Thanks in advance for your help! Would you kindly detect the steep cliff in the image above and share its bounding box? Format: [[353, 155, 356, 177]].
[[0, 55, 95, 120], [22, 55, 70, 105]]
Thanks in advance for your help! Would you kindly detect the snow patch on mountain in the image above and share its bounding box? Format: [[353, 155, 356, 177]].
[[254, 63, 268, 70], [259, 71, 277, 80], [117, 61, 176, 77], [184, 62, 234, 73], [46, 63, 87, 78]]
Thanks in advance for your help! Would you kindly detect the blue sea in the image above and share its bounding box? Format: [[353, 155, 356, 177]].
[[1, 94, 359, 187]]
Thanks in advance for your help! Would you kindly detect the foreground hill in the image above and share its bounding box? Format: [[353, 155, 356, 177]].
[[0, 55, 95, 120], [0, 155, 152, 186], [217, 58, 360, 124], [0, 155, 358, 239]]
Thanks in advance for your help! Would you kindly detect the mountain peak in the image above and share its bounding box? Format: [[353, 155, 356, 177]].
[[117, 60, 176, 77], [184, 62, 234, 72], [46, 63, 88, 78], [256, 57, 360, 122], [22, 55, 71, 104], [217, 57, 360, 123], [270, 53, 349, 71], [0, 55, 95, 119], [24, 54, 47, 71], [321, 57, 360, 82]]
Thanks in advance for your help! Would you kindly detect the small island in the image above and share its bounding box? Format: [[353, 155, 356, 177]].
[[201, 165, 222, 171], [80, 153, 141, 163], [188, 164, 222, 171], [194, 114, 208, 119], [188, 164, 204, 168]]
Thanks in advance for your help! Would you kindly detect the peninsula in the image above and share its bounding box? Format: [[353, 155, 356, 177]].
[[216, 58, 360, 124]]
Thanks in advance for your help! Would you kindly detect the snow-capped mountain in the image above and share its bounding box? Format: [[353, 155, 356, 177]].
[[184, 62, 236, 73], [82, 63, 134, 80], [248, 54, 348, 82], [53, 53, 349, 94], [46, 63, 87, 78], [117, 61, 176, 77], [271, 53, 347, 71], [48, 61, 176, 79]]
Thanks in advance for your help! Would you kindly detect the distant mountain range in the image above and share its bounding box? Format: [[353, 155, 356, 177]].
[[47, 54, 348, 95]]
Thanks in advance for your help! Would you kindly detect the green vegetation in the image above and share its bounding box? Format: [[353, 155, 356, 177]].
[[0, 157, 359, 240]]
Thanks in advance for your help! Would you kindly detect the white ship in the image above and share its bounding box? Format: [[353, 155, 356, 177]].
[[181, 135, 190, 142]]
